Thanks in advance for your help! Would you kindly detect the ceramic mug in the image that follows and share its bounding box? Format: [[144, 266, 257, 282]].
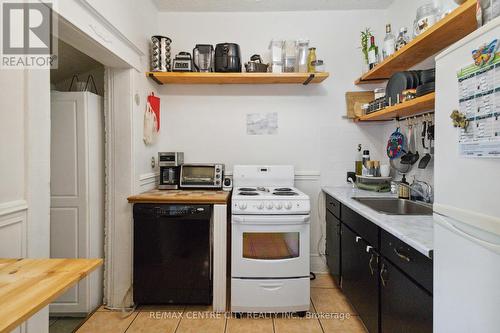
[[380, 164, 391, 177]]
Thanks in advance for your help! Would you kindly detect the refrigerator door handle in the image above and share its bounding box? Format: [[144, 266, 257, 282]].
[[436, 214, 500, 254]]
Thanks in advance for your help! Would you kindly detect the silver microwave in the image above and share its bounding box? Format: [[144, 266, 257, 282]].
[[180, 163, 224, 189]]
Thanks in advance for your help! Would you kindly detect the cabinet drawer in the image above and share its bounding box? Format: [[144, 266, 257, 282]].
[[381, 230, 433, 293], [231, 277, 310, 313], [341, 205, 379, 247], [325, 194, 341, 219]]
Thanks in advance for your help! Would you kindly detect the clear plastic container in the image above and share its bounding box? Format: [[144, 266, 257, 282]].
[[283, 40, 297, 72], [269, 40, 284, 73], [296, 40, 310, 73]]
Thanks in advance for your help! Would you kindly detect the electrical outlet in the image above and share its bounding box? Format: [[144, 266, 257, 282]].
[[151, 156, 156, 169]]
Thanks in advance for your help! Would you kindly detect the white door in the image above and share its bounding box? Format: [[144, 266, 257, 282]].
[[50, 92, 104, 314], [231, 215, 310, 278]]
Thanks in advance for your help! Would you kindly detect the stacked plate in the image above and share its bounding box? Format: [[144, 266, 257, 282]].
[[416, 68, 436, 97], [385, 69, 436, 104], [386, 70, 422, 106]]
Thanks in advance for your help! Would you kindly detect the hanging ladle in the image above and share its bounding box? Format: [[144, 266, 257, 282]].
[[408, 120, 420, 165], [419, 116, 432, 169]]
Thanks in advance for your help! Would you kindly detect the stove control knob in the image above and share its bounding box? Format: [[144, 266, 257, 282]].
[[275, 202, 283, 209], [238, 202, 247, 210], [257, 202, 264, 210], [284, 202, 293, 210], [266, 203, 274, 209]]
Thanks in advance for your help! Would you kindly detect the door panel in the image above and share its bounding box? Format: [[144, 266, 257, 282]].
[[341, 225, 379, 333], [50, 100, 79, 197], [50, 92, 91, 313], [380, 259, 432, 333]]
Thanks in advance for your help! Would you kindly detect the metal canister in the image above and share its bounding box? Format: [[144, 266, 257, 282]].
[[151, 35, 172, 72]]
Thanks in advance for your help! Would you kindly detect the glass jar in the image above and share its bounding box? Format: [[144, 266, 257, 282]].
[[414, 3, 438, 37], [296, 40, 310, 73], [478, 0, 500, 26], [283, 40, 297, 72]]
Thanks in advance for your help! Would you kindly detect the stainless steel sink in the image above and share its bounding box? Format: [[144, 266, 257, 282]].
[[352, 197, 433, 215]]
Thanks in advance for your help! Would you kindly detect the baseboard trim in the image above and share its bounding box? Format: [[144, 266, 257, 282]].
[[310, 253, 328, 273]]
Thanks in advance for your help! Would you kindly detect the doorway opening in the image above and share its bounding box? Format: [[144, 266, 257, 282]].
[[48, 38, 106, 332]]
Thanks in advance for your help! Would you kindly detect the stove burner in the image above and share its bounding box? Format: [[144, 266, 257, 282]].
[[239, 191, 259, 196], [274, 187, 293, 192], [239, 188, 257, 191], [273, 191, 298, 196]]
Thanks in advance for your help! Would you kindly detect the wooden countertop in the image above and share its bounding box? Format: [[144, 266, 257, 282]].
[[0, 258, 103, 333], [127, 189, 231, 204]]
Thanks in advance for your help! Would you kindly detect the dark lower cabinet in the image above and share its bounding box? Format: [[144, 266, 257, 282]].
[[380, 258, 433, 333], [324, 196, 433, 333], [325, 211, 341, 284], [341, 226, 379, 333]]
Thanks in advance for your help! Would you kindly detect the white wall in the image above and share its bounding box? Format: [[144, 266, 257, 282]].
[[0, 68, 51, 332], [157, 10, 391, 271], [86, 0, 158, 53], [0, 71, 25, 204]]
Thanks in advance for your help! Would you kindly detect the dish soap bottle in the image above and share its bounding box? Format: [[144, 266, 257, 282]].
[[362, 150, 370, 176], [398, 174, 410, 199]]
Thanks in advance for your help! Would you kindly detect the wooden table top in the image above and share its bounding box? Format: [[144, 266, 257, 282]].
[[0, 258, 103, 333], [127, 189, 231, 204]]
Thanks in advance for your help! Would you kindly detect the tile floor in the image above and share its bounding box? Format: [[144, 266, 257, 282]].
[[49, 317, 86, 333], [68, 274, 366, 333]]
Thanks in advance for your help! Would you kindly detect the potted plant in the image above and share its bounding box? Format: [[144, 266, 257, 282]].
[[360, 28, 372, 74]]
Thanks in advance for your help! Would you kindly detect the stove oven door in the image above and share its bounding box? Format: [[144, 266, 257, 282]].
[[231, 215, 310, 278]]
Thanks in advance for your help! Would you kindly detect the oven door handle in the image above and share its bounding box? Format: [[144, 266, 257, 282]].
[[232, 215, 310, 224]]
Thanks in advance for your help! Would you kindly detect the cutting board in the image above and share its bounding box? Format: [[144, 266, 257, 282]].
[[345, 91, 375, 119]]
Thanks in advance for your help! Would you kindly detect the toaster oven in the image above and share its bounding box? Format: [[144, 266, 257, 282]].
[[180, 163, 224, 189]]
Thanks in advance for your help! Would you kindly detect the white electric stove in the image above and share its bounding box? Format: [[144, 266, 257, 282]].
[[231, 165, 310, 315]]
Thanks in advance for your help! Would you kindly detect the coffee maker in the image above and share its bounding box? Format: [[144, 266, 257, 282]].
[[193, 44, 214, 72], [158, 152, 184, 190]]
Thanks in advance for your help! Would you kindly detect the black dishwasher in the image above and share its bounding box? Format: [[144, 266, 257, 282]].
[[133, 204, 212, 305]]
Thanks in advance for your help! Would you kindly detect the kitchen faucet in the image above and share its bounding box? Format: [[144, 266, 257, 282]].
[[396, 179, 433, 204]]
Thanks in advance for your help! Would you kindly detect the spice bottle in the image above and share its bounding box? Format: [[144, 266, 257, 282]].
[[373, 160, 381, 177], [398, 174, 410, 199], [307, 47, 317, 73]]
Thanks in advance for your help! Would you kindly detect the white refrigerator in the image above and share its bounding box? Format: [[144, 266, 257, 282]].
[[434, 17, 500, 333]]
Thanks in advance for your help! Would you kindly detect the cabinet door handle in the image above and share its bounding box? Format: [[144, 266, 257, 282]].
[[329, 202, 336, 207], [366, 245, 373, 253], [355, 236, 362, 243], [368, 253, 376, 275], [393, 248, 411, 262], [380, 263, 388, 287]]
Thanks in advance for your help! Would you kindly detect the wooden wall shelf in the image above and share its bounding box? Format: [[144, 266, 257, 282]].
[[356, 93, 435, 121], [147, 72, 329, 85], [355, 0, 476, 84]]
